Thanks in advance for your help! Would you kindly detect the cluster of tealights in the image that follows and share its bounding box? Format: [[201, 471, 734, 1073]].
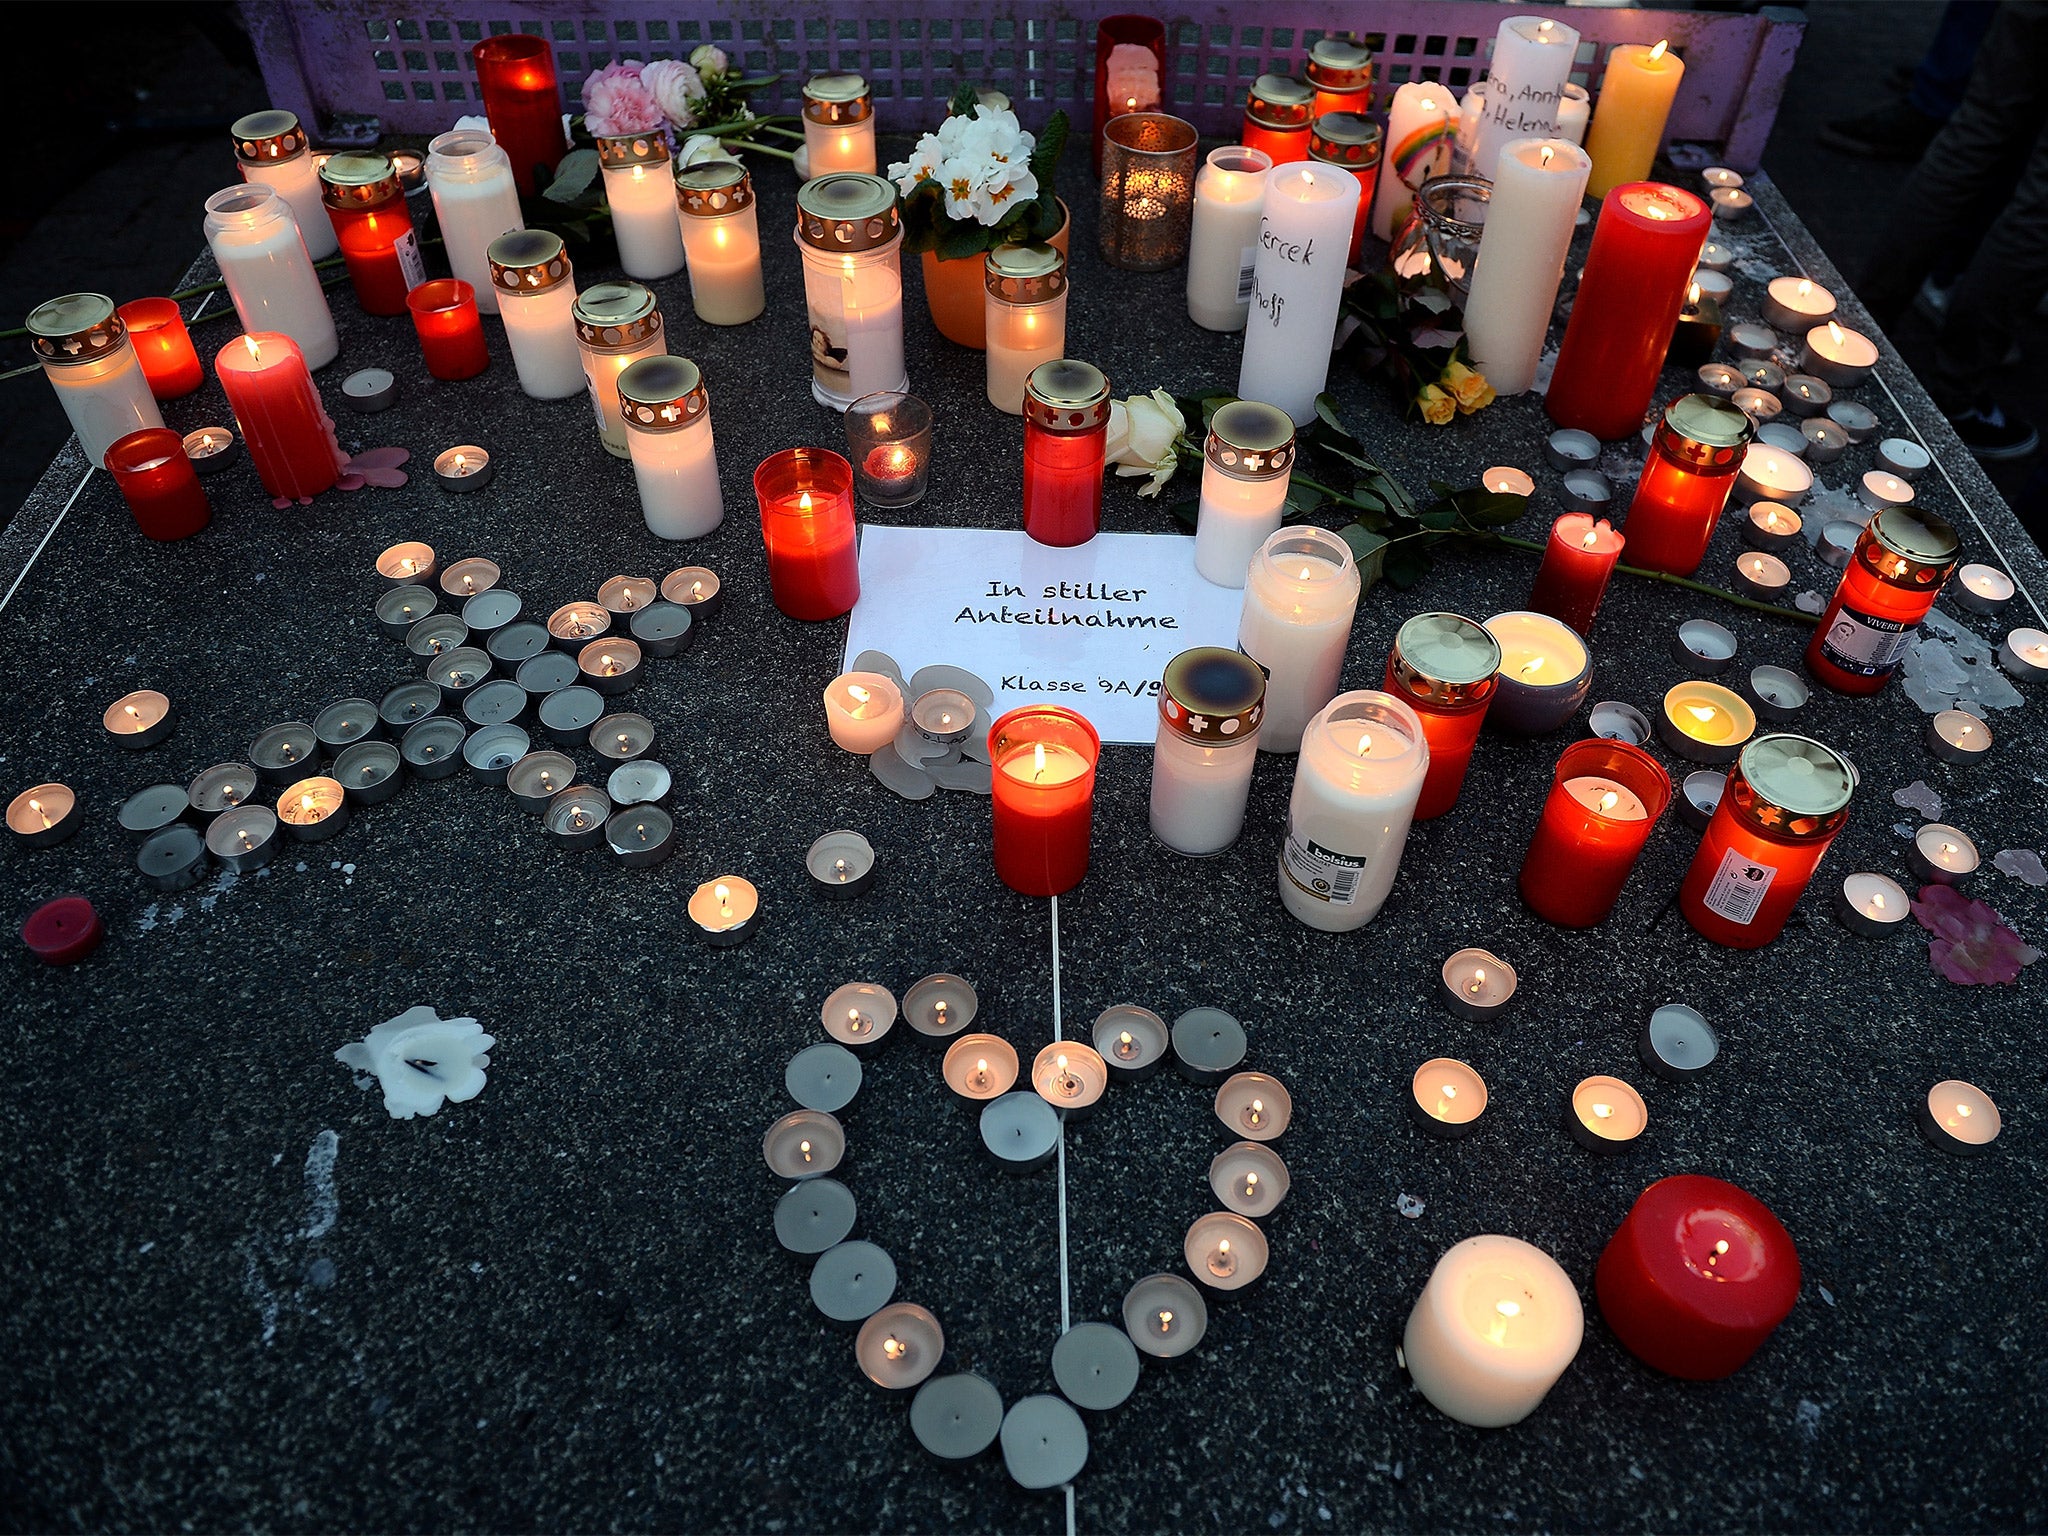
[[760, 990, 1291, 1485], [823, 652, 996, 800]]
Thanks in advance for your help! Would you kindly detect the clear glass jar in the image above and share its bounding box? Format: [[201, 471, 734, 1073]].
[[203, 184, 340, 368], [1099, 112, 1199, 272], [574, 282, 666, 458], [1022, 359, 1110, 547], [803, 74, 877, 175], [1279, 691, 1428, 931], [1237, 526, 1362, 750], [985, 244, 1067, 413], [488, 229, 584, 400], [677, 161, 765, 325], [1390, 174, 1491, 305], [426, 128, 522, 315], [230, 109, 337, 260], [1194, 400, 1295, 588], [845, 390, 932, 507], [1150, 647, 1267, 855], [26, 293, 164, 467], [794, 173, 906, 410], [597, 133, 684, 280], [619, 355, 722, 540]]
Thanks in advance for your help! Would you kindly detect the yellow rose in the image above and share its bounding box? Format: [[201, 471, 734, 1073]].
[[1444, 359, 1496, 414], [1417, 383, 1456, 426]]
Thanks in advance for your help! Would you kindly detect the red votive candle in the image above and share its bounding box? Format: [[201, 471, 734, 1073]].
[[1242, 75, 1314, 166], [1805, 504, 1960, 696], [990, 705, 1101, 896], [1518, 739, 1671, 927], [407, 278, 490, 381], [319, 152, 422, 316], [105, 427, 211, 541], [215, 332, 341, 502], [753, 447, 859, 621], [1546, 182, 1711, 441], [1621, 394, 1755, 577], [1679, 733, 1853, 948], [474, 34, 569, 197], [1527, 514, 1624, 636], [1023, 360, 1111, 547], [1092, 14, 1166, 173], [1596, 1175, 1800, 1380], [1383, 612, 1500, 821], [116, 298, 204, 399], [22, 895, 105, 966]]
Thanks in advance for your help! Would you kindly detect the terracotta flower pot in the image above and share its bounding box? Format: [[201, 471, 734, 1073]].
[[920, 199, 1070, 350]]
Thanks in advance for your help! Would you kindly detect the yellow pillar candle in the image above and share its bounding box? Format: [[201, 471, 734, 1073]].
[[1584, 41, 1685, 199]]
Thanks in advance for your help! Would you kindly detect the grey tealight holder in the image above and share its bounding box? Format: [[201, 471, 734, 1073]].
[[1587, 700, 1652, 745], [1171, 1007, 1248, 1086], [118, 783, 193, 838], [1000, 1396, 1090, 1491], [340, 366, 397, 412], [809, 1240, 898, 1329], [607, 759, 673, 808], [591, 712, 655, 763], [462, 678, 531, 728], [628, 601, 695, 658], [605, 804, 674, 868], [378, 680, 444, 731], [1050, 1323, 1142, 1414], [538, 685, 605, 747], [1557, 468, 1614, 516], [774, 1177, 858, 1257], [979, 1092, 1059, 1172], [786, 1043, 864, 1113], [460, 588, 523, 640], [137, 823, 209, 891], [426, 646, 491, 703], [333, 740, 404, 805], [1672, 619, 1737, 676], [486, 620, 551, 674], [405, 613, 469, 659], [1745, 664, 1809, 722], [187, 762, 258, 821], [250, 722, 319, 785], [1093, 1004, 1169, 1083], [462, 723, 530, 785], [400, 716, 468, 780], [1543, 427, 1600, 472], [806, 830, 877, 900], [1677, 769, 1725, 831], [543, 784, 612, 851], [376, 584, 438, 641], [506, 750, 575, 813], [313, 697, 382, 755], [205, 807, 278, 872], [910, 1374, 1004, 1462], [1638, 1004, 1720, 1081], [516, 651, 581, 697]]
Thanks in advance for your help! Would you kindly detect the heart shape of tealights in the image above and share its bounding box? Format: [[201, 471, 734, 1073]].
[[762, 982, 1295, 1489]]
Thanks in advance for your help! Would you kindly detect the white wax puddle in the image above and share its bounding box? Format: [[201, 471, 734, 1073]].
[[1995, 848, 2048, 886], [1903, 609, 2025, 715], [336, 1005, 495, 1120], [1892, 781, 1944, 820]]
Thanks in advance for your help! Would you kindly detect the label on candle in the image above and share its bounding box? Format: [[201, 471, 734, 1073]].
[[1817, 604, 1912, 678], [1236, 247, 1257, 304], [1699, 846, 1777, 925], [394, 229, 427, 291], [1280, 825, 1366, 905]]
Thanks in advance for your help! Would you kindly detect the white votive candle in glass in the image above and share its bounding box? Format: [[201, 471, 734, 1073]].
[[1187, 146, 1272, 332], [575, 281, 667, 459], [984, 244, 1067, 414], [230, 110, 338, 260], [802, 74, 877, 175], [202, 185, 340, 368], [1403, 1234, 1584, 1427], [824, 670, 906, 754], [1278, 690, 1428, 931], [677, 161, 766, 326], [489, 229, 585, 399], [26, 294, 165, 468], [1195, 400, 1296, 587], [1462, 138, 1591, 396], [617, 355, 723, 540], [796, 173, 906, 411], [1150, 646, 1267, 855], [1240, 162, 1361, 426], [426, 128, 523, 314], [597, 133, 685, 280], [1237, 525, 1362, 751]]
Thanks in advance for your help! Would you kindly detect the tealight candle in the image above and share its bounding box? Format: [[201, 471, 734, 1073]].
[[427, 647, 491, 703], [206, 805, 278, 871], [910, 1373, 1003, 1462], [6, 783, 82, 848], [516, 653, 579, 698], [980, 1092, 1060, 1171], [1731, 386, 1782, 425], [1210, 1140, 1291, 1217], [577, 638, 644, 696], [537, 687, 603, 747], [775, 1177, 857, 1256], [1817, 520, 1862, 570], [607, 760, 672, 809], [188, 762, 258, 820], [136, 826, 208, 892], [438, 558, 500, 604], [1800, 418, 1850, 463], [1733, 552, 1792, 602], [276, 775, 348, 842], [596, 574, 660, 618], [103, 688, 174, 749], [1802, 319, 1878, 388], [333, 740, 402, 804], [1184, 1212, 1267, 1293], [1659, 681, 1756, 765], [886, 974, 971, 1047], [375, 541, 436, 588], [1403, 1235, 1584, 1427], [1760, 275, 1837, 335], [1639, 1004, 1720, 1080], [823, 981, 898, 1054], [942, 1035, 1019, 1101], [1440, 948, 1517, 1020], [182, 426, 238, 476], [1674, 618, 1738, 675], [857, 1304, 944, 1394], [1695, 363, 1743, 398], [433, 445, 494, 493], [377, 587, 437, 642], [1677, 769, 1724, 831], [1926, 709, 1992, 764], [1999, 627, 2048, 680], [1697, 239, 1735, 272], [1094, 1004, 1170, 1082], [811, 1239, 898, 1329], [1858, 470, 1915, 512], [1558, 468, 1614, 515], [406, 615, 469, 660], [464, 715, 534, 778], [1826, 399, 1881, 443], [1873, 436, 1933, 481], [1779, 374, 1832, 418], [1588, 700, 1652, 744], [688, 875, 760, 946], [1907, 822, 1979, 885], [1916, 1080, 2002, 1154], [506, 750, 575, 814], [764, 1109, 845, 1180], [547, 602, 611, 649], [1834, 871, 1911, 936], [1725, 321, 1778, 361], [590, 713, 655, 762], [1051, 1321, 1143, 1414], [1951, 563, 2014, 615], [1689, 268, 1732, 304], [1745, 665, 1809, 721], [1700, 166, 1743, 192], [1743, 501, 1803, 552], [1123, 1273, 1208, 1360], [1741, 358, 1786, 392], [542, 784, 611, 849], [1568, 1075, 1648, 1152], [1173, 1007, 1249, 1086], [487, 620, 551, 672], [250, 721, 318, 785], [1710, 186, 1753, 221], [806, 830, 877, 899], [314, 696, 383, 751], [1756, 420, 1809, 459], [605, 805, 674, 868], [1408, 1058, 1489, 1139], [1543, 427, 1601, 471], [1482, 611, 1592, 735], [660, 565, 724, 622], [1032, 1043, 1108, 1119], [1214, 1072, 1291, 1141], [118, 783, 191, 838], [822, 672, 904, 754]]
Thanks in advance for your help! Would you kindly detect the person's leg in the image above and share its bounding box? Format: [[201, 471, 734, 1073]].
[[1908, 0, 2000, 119]]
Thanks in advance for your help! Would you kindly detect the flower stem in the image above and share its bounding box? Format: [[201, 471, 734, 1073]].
[[1486, 532, 1820, 625], [730, 139, 798, 162]]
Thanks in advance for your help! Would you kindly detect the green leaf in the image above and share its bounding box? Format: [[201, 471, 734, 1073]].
[[731, 74, 784, 92], [1029, 109, 1070, 187], [1340, 525, 1389, 594], [1282, 479, 1326, 521], [1419, 504, 1460, 531], [1312, 393, 1362, 451], [1384, 541, 1435, 590], [949, 83, 980, 117], [1167, 496, 1200, 532], [1462, 489, 1531, 528], [936, 217, 994, 262], [542, 148, 600, 203]]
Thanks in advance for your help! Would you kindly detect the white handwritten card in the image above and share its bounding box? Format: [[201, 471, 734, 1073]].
[[843, 526, 1247, 743]]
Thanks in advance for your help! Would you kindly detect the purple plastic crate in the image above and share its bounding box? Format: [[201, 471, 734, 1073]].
[[240, 2, 1804, 169]]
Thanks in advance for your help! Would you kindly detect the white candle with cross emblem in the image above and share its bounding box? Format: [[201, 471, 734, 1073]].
[[618, 355, 723, 540]]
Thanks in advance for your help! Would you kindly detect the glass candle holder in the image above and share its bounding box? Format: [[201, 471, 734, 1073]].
[[1238, 525, 1362, 750], [489, 228, 584, 400], [677, 161, 765, 325], [1679, 734, 1854, 948], [105, 427, 211, 541], [116, 298, 203, 400], [425, 128, 521, 315], [1150, 647, 1267, 855], [1528, 513, 1625, 636], [1622, 394, 1755, 577], [202, 184, 339, 369], [845, 391, 933, 508], [574, 281, 666, 459], [1307, 112, 1382, 267], [215, 332, 340, 501], [754, 447, 859, 620], [619, 356, 722, 541], [472, 33, 568, 197], [985, 245, 1068, 413], [1519, 738, 1672, 927], [597, 132, 684, 280], [1099, 113, 1198, 272], [803, 74, 877, 175], [1279, 691, 1428, 931], [1384, 612, 1501, 820], [795, 173, 907, 411], [230, 109, 337, 260], [1092, 14, 1166, 172], [1243, 74, 1315, 164], [1022, 359, 1111, 547], [990, 705, 1102, 896], [26, 293, 163, 466], [1194, 400, 1296, 588], [1805, 504, 1959, 695], [319, 152, 423, 316], [1187, 146, 1272, 332], [1307, 37, 1375, 117], [407, 279, 489, 381]]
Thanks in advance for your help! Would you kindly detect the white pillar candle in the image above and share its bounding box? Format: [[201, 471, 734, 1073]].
[[617, 355, 722, 539], [1403, 1235, 1584, 1427], [1469, 16, 1581, 180], [202, 185, 340, 369], [1237, 526, 1362, 751], [1278, 690, 1428, 931], [574, 282, 667, 458], [230, 110, 339, 261], [1195, 400, 1296, 587], [1461, 138, 1591, 396], [488, 229, 586, 400], [1187, 146, 1272, 332], [985, 245, 1068, 414], [1240, 163, 1360, 426], [677, 162, 766, 326], [426, 129, 523, 315], [1557, 83, 1591, 146], [25, 294, 164, 467], [1149, 647, 1268, 856], [824, 671, 905, 753], [1371, 83, 1460, 242], [598, 135, 685, 280]]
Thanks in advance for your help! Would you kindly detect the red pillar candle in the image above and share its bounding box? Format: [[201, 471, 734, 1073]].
[[215, 332, 342, 502], [1620, 394, 1755, 576], [1518, 738, 1671, 926], [1527, 514, 1624, 635], [1545, 183, 1711, 440], [116, 298, 204, 399], [104, 427, 211, 541], [1383, 612, 1499, 821], [473, 34, 569, 197], [1242, 75, 1314, 165], [989, 705, 1101, 896], [1805, 505, 1960, 696], [1679, 733, 1854, 948], [753, 447, 859, 621], [1596, 1175, 1800, 1380], [407, 278, 490, 381], [319, 152, 424, 316], [1022, 359, 1111, 547]]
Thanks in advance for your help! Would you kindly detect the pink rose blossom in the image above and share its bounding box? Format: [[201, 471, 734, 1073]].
[[582, 61, 664, 138]]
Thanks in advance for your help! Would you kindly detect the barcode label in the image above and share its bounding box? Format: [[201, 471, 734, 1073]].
[[395, 229, 427, 291], [1819, 604, 1913, 678], [1281, 825, 1366, 906], [1700, 846, 1777, 925], [1236, 247, 1257, 304]]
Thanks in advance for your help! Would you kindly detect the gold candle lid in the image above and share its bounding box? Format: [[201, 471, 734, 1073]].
[[1656, 393, 1755, 469], [1732, 733, 1854, 835], [1306, 38, 1375, 91], [1308, 112, 1383, 168], [985, 243, 1067, 304], [573, 281, 662, 349], [1024, 359, 1111, 432], [1204, 400, 1295, 481], [795, 173, 901, 252], [677, 159, 754, 216], [230, 109, 308, 165], [596, 132, 671, 169], [1160, 647, 1267, 743], [319, 151, 402, 208], [1245, 74, 1316, 130], [25, 292, 125, 365], [489, 228, 573, 295], [617, 356, 709, 433], [803, 72, 873, 123], [1389, 612, 1501, 705], [1860, 504, 1960, 586]]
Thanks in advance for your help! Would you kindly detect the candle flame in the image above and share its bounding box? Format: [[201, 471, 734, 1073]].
[[1157, 1310, 1174, 1331], [975, 1057, 988, 1076], [1218, 1239, 1231, 1256], [29, 798, 47, 826], [846, 683, 870, 706], [1688, 281, 1701, 306], [1828, 320, 1845, 346], [1470, 968, 1486, 992], [1540, 145, 1554, 168], [1442, 1083, 1458, 1101], [1593, 1101, 1613, 1119], [799, 1138, 813, 1160], [1302, 168, 1314, 186], [715, 882, 731, 913], [1599, 790, 1619, 813], [1649, 38, 1669, 61], [799, 491, 813, 513], [1245, 1171, 1260, 1190], [300, 794, 314, 812], [1580, 528, 1599, 548], [1497, 1299, 1521, 1316], [883, 1336, 904, 1361], [1355, 731, 1373, 756], [1797, 279, 1813, 298], [1032, 741, 1047, 781], [243, 336, 260, 361], [1872, 891, 1886, 910], [1126, 96, 1137, 110], [1688, 704, 1718, 724], [1957, 1102, 1972, 1118]]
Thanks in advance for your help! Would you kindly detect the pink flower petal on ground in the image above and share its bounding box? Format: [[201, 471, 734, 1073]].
[[335, 471, 366, 492], [350, 447, 412, 470], [360, 468, 409, 488], [271, 495, 294, 510], [1912, 883, 2042, 985]]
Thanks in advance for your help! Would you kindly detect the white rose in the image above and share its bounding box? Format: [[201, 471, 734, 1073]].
[[1107, 389, 1189, 497], [335, 1006, 495, 1120], [690, 44, 728, 78], [677, 133, 740, 168], [642, 58, 705, 129]]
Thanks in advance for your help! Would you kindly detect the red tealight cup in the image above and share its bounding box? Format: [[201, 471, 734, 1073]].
[[752, 447, 860, 621], [105, 427, 212, 541], [117, 297, 204, 399], [1519, 738, 1671, 926], [407, 278, 490, 381], [1527, 513, 1624, 637], [22, 895, 105, 965], [989, 705, 1101, 896], [1596, 1174, 1800, 1380]]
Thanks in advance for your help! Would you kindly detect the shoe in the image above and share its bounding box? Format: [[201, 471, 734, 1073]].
[[1818, 102, 1942, 160], [1947, 404, 2040, 461]]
